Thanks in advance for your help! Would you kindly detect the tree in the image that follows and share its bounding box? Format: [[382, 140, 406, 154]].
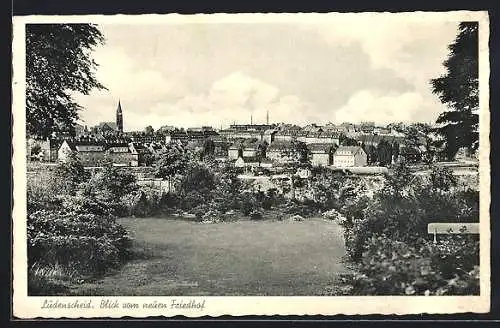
[[78, 163, 138, 214], [179, 164, 216, 196], [154, 143, 189, 191], [377, 140, 393, 166], [366, 145, 378, 165], [292, 140, 310, 164], [341, 136, 359, 146], [56, 152, 90, 194], [429, 166, 457, 192], [404, 125, 424, 149], [202, 138, 215, 160], [144, 125, 155, 135], [26, 24, 107, 138], [430, 22, 479, 160]]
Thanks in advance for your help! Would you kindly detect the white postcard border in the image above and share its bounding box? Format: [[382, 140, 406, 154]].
[[12, 11, 491, 318]]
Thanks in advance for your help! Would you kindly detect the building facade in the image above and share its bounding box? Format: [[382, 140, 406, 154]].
[[309, 143, 334, 167], [333, 146, 367, 167]]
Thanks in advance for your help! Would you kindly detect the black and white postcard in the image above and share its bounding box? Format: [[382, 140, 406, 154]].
[[12, 11, 490, 317]]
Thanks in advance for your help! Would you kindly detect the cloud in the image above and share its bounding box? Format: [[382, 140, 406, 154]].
[[72, 21, 458, 130], [300, 19, 458, 87], [120, 72, 316, 130], [209, 72, 279, 109], [334, 90, 428, 124]]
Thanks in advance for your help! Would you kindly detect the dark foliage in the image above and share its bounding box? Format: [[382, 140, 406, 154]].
[[430, 22, 479, 159], [26, 24, 106, 138]]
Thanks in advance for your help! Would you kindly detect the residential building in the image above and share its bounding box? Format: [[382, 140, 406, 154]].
[[58, 139, 137, 167], [28, 138, 63, 162], [129, 142, 151, 166], [58, 140, 106, 167], [106, 142, 136, 166], [228, 138, 265, 160], [308, 143, 335, 167], [274, 129, 299, 142], [333, 146, 368, 167]]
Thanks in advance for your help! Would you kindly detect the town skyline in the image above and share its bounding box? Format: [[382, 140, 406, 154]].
[[72, 18, 460, 131], [79, 98, 440, 133]]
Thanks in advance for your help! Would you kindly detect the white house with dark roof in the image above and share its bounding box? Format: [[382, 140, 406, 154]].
[[308, 143, 335, 167], [58, 139, 136, 167], [58, 140, 106, 166], [333, 146, 367, 167]]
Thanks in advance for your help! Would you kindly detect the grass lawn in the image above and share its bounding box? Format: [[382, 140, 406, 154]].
[[71, 217, 348, 296]]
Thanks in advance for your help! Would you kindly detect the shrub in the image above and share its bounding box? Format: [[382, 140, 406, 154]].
[[250, 210, 263, 220], [28, 263, 77, 296], [61, 194, 112, 216], [180, 191, 207, 211], [27, 166, 66, 205], [240, 196, 256, 216], [55, 152, 90, 195], [202, 209, 222, 222], [79, 164, 138, 213], [334, 162, 480, 295], [178, 164, 216, 196], [280, 199, 318, 218], [261, 196, 273, 210], [337, 235, 479, 296], [28, 209, 133, 277], [160, 192, 180, 209], [429, 165, 457, 192], [121, 186, 163, 217], [192, 205, 209, 222]]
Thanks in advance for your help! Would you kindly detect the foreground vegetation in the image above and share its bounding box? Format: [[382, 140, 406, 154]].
[[27, 154, 137, 295], [27, 148, 480, 296], [328, 164, 480, 295]]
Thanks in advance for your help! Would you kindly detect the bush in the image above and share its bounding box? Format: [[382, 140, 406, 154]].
[[121, 187, 163, 217], [192, 205, 209, 222], [55, 152, 91, 195], [334, 162, 480, 295], [61, 194, 112, 216], [240, 196, 256, 216], [79, 165, 138, 216], [280, 199, 318, 218], [28, 209, 133, 277], [160, 192, 180, 209], [28, 263, 77, 296], [261, 196, 273, 210], [202, 209, 223, 222], [180, 191, 207, 211], [337, 235, 479, 296], [338, 167, 479, 262], [250, 210, 263, 220]]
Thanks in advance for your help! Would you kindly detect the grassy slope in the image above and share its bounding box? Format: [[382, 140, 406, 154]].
[[71, 217, 348, 296]]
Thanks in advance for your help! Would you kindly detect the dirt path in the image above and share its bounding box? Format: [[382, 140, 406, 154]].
[[71, 217, 348, 296]]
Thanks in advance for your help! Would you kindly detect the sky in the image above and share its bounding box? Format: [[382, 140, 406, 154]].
[[72, 16, 460, 131]]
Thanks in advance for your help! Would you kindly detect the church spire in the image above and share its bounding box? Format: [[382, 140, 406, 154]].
[[116, 99, 123, 133]]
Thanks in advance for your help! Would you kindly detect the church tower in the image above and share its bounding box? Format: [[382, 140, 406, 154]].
[[116, 99, 123, 133]]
